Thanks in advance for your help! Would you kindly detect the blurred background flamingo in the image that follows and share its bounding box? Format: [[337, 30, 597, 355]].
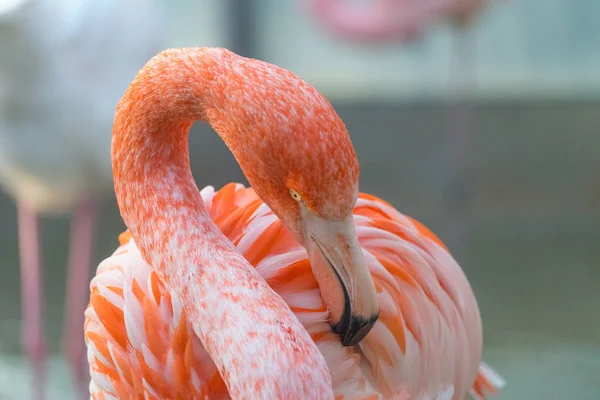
[[303, 0, 496, 261], [303, 0, 490, 42], [0, 0, 163, 398]]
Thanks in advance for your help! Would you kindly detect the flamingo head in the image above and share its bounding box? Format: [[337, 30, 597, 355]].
[[283, 176, 381, 347], [216, 65, 379, 345], [255, 136, 379, 347]]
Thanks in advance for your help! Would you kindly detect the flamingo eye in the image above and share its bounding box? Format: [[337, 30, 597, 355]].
[[289, 189, 302, 202]]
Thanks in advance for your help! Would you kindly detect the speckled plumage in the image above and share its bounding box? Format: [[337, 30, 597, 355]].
[[90, 47, 504, 399], [86, 184, 504, 399], [110, 47, 368, 399]]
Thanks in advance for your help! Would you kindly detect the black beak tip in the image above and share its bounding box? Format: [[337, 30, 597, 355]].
[[331, 313, 379, 347], [323, 245, 379, 346]]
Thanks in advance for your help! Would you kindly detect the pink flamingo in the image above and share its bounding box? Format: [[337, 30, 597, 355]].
[[84, 47, 504, 398], [0, 0, 161, 398], [304, 0, 487, 42], [303, 0, 497, 256]]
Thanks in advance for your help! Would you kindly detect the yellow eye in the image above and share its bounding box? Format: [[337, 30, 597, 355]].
[[289, 189, 302, 202]]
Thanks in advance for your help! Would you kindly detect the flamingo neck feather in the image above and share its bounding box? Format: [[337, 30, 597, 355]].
[[111, 47, 333, 399]]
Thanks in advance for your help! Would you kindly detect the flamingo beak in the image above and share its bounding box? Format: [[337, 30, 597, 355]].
[[304, 213, 379, 346]]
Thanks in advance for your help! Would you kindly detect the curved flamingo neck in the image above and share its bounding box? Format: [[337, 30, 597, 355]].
[[112, 48, 333, 398]]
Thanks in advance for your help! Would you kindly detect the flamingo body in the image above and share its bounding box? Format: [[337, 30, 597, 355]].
[[85, 183, 504, 399], [87, 47, 504, 399]]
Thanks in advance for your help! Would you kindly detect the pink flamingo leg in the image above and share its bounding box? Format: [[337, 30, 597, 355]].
[[18, 202, 46, 400], [62, 198, 97, 398], [441, 28, 475, 263]]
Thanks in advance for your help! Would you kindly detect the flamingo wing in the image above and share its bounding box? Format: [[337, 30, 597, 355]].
[[85, 183, 503, 399], [351, 194, 504, 398]]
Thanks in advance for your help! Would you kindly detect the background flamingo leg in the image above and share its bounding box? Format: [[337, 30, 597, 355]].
[[441, 27, 475, 265], [18, 202, 46, 400], [62, 197, 97, 398]]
